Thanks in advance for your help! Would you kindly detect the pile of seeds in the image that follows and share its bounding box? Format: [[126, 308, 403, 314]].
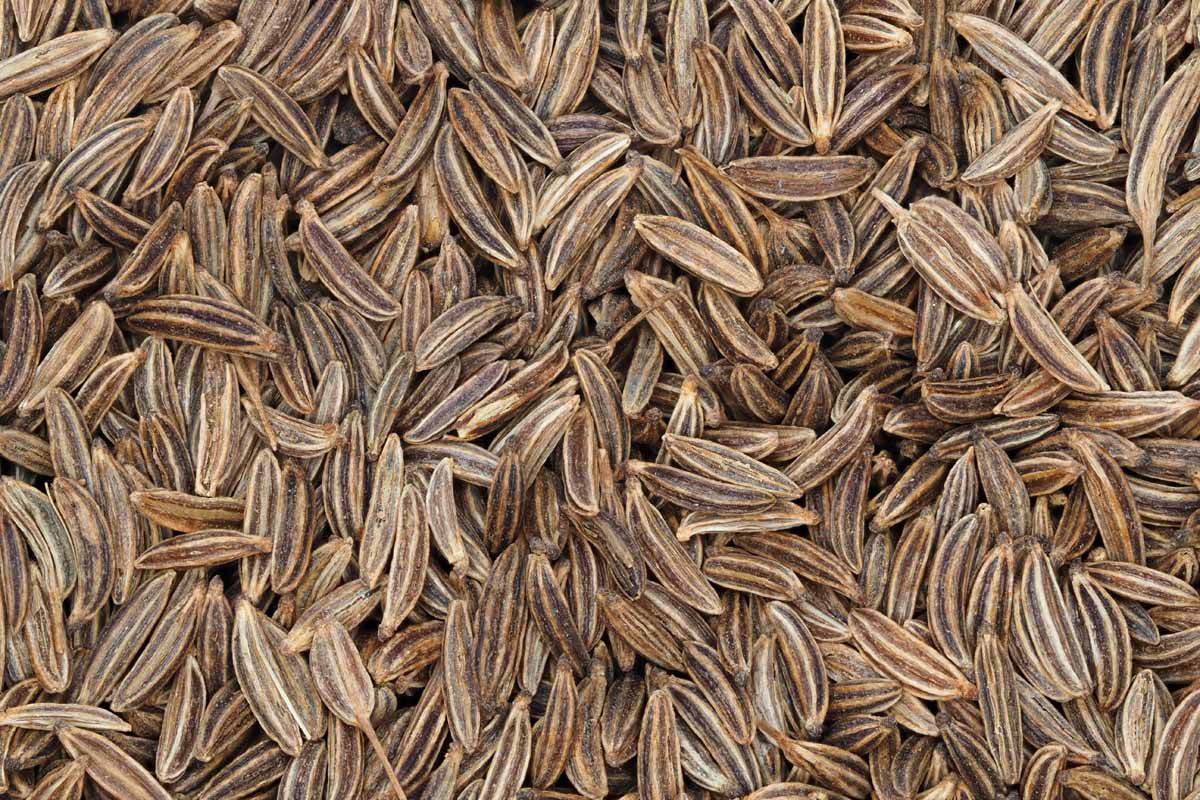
[[2, 0, 1200, 798]]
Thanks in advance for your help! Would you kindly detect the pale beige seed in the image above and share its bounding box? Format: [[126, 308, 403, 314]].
[[296, 200, 402, 322], [1070, 566, 1132, 710], [0, 29, 117, 99], [232, 597, 315, 756], [20, 301, 113, 415], [724, 155, 875, 201], [623, 45, 683, 145], [375, 63, 448, 186], [1149, 691, 1200, 800], [478, 695, 532, 800], [802, 0, 845, 151], [22, 567, 70, 692], [1058, 390, 1200, 436], [190, 739, 290, 800], [156, 655, 205, 783], [961, 99, 1061, 185], [947, 12, 1098, 120], [1021, 745, 1067, 800], [561, 356, 620, 480], [843, 13, 913, 50], [58, 726, 171, 800], [0, 703, 130, 732], [873, 191, 1005, 323], [425, 457, 468, 573], [1127, 53, 1200, 280], [831, 287, 917, 336], [443, 598, 481, 752], [310, 619, 407, 799], [625, 481, 720, 614], [218, 65, 327, 168], [848, 608, 975, 700], [0, 159, 50, 287], [535, 134, 629, 231], [1080, 0, 1135, 130], [1066, 429, 1145, 564], [44, 389, 92, 488], [1168, 313, 1200, 386], [454, 343, 570, 439], [785, 385, 880, 491], [74, 23, 200, 145], [693, 42, 741, 163], [2, 478, 77, 600], [433, 125, 525, 271], [356, 440, 399, 589], [448, 87, 524, 193], [974, 631, 1022, 784], [637, 689, 684, 800], [633, 214, 764, 296], [39, 113, 158, 229]]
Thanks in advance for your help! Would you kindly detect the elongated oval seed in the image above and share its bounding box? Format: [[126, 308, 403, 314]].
[[724, 155, 875, 201], [634, 215, 764, 296]]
